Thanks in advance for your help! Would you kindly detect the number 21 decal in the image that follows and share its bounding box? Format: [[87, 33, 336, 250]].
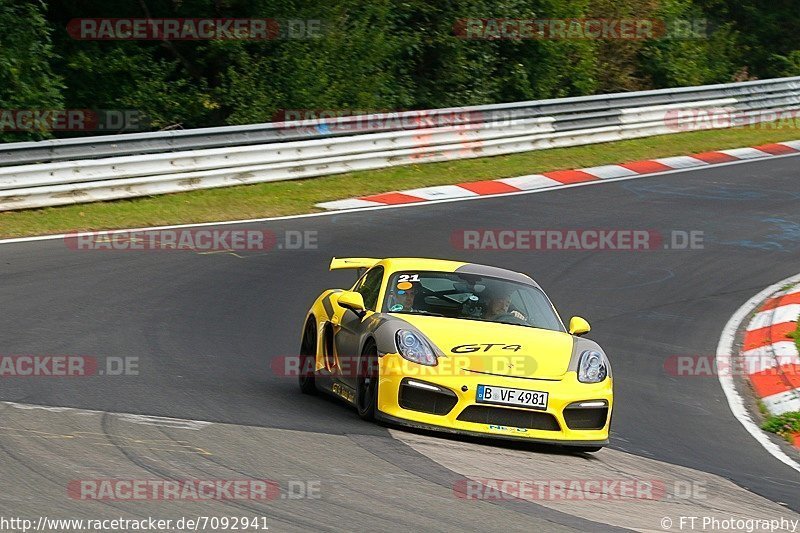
[[398, 274, 420, 282]]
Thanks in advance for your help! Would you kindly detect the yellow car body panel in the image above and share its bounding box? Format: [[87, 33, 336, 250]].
[[300, 257, 613, 448], [377, 352, 613, 443], [393, 314, 574, 378]]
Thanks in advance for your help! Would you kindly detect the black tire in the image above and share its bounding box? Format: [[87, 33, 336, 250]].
[[298, 319, 317, 395], [356, 342, 378, 420]]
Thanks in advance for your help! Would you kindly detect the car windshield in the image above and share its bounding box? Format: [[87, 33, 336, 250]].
[[382, 271, 564, 332]]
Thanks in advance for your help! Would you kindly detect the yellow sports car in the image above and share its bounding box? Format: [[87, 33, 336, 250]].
[[299, 257, 612, 452]]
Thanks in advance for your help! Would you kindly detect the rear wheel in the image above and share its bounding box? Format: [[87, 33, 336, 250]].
[[298, 319, 317, 395], [356, 342, 378, 420]]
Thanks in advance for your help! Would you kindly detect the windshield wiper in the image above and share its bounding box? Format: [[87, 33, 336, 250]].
[[457, 316, 532, 327], [391, 310, 445, 317]]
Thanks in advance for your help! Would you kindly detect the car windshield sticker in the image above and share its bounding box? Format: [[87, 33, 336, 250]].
[[397, 281, 413, 290], [390, 304, 404, 311]]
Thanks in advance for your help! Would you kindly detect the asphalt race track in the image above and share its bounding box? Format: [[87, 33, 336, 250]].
[[1, 155, 800, 531]]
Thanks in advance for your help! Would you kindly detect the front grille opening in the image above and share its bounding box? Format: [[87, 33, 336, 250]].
[[399, 381, 458, 415], [457, 405, 560, 431], [563, 407, 608, 430]]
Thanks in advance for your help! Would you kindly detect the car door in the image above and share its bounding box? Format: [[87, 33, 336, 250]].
[[334, 266, 384, 390]]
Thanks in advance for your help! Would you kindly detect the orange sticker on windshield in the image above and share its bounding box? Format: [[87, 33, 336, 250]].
[[397, 281, 413, 290]]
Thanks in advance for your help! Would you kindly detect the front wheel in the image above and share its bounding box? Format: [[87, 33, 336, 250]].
[[356, 343, 378, 420], [298, 319, 317, 395]]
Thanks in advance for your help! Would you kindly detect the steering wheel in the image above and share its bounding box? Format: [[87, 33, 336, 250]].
[[494, 312, 527, 325]]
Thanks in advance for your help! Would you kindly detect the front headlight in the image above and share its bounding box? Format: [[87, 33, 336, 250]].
[[578, 350, 608, 383], [396, 329, 437, 366]]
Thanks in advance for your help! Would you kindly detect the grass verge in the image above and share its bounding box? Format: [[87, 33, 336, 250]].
[[1, 125, 799, 238], [761, 411, 800, 443], [760, 314, 800, 445], [795, 313, 800, 354]]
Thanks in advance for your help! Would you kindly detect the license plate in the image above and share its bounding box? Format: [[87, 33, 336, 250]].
[[476, 384, 548, 410]]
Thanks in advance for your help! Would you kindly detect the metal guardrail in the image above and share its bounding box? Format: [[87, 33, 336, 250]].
[[1, 76, 799, 211]]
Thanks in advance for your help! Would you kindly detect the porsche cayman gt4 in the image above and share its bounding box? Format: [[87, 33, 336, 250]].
[[298, 257, 612, 452]]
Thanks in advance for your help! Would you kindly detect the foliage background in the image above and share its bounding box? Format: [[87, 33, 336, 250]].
[[1, 0, 798, 141]]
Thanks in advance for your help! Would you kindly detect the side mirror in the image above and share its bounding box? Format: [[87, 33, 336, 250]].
[[568, 316, 591, 336], [338, 291, 366, 316]]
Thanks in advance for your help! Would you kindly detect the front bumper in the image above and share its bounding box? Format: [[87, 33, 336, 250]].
[[377, 353, 612, 445]]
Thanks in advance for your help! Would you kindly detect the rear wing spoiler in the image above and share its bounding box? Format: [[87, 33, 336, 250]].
[[329, 257, 381, 271], [329, 257, 381, 276]]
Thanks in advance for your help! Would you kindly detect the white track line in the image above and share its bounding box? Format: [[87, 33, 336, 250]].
[[2, 150, 799, 472], [2, 151, 799, 247], [716, 274, 800, 473], [1, 401, 212, 429]]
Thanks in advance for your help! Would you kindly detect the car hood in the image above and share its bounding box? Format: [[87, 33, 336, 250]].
[[390, 314, 574, 379]]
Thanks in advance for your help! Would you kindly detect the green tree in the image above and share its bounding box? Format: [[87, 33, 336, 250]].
[[693, 0, 800, 78], [0, 0, 64, 141], [2, 0, 794, 140], [639, 0, 741, 87]]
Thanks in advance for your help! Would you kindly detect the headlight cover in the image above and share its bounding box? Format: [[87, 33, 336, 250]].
[[578, 350, 608, 383], [396, 329, 437, 366]]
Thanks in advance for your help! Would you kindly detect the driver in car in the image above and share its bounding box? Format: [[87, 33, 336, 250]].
[[483, 287, 526, 322], [387, 283, 417, 312]]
